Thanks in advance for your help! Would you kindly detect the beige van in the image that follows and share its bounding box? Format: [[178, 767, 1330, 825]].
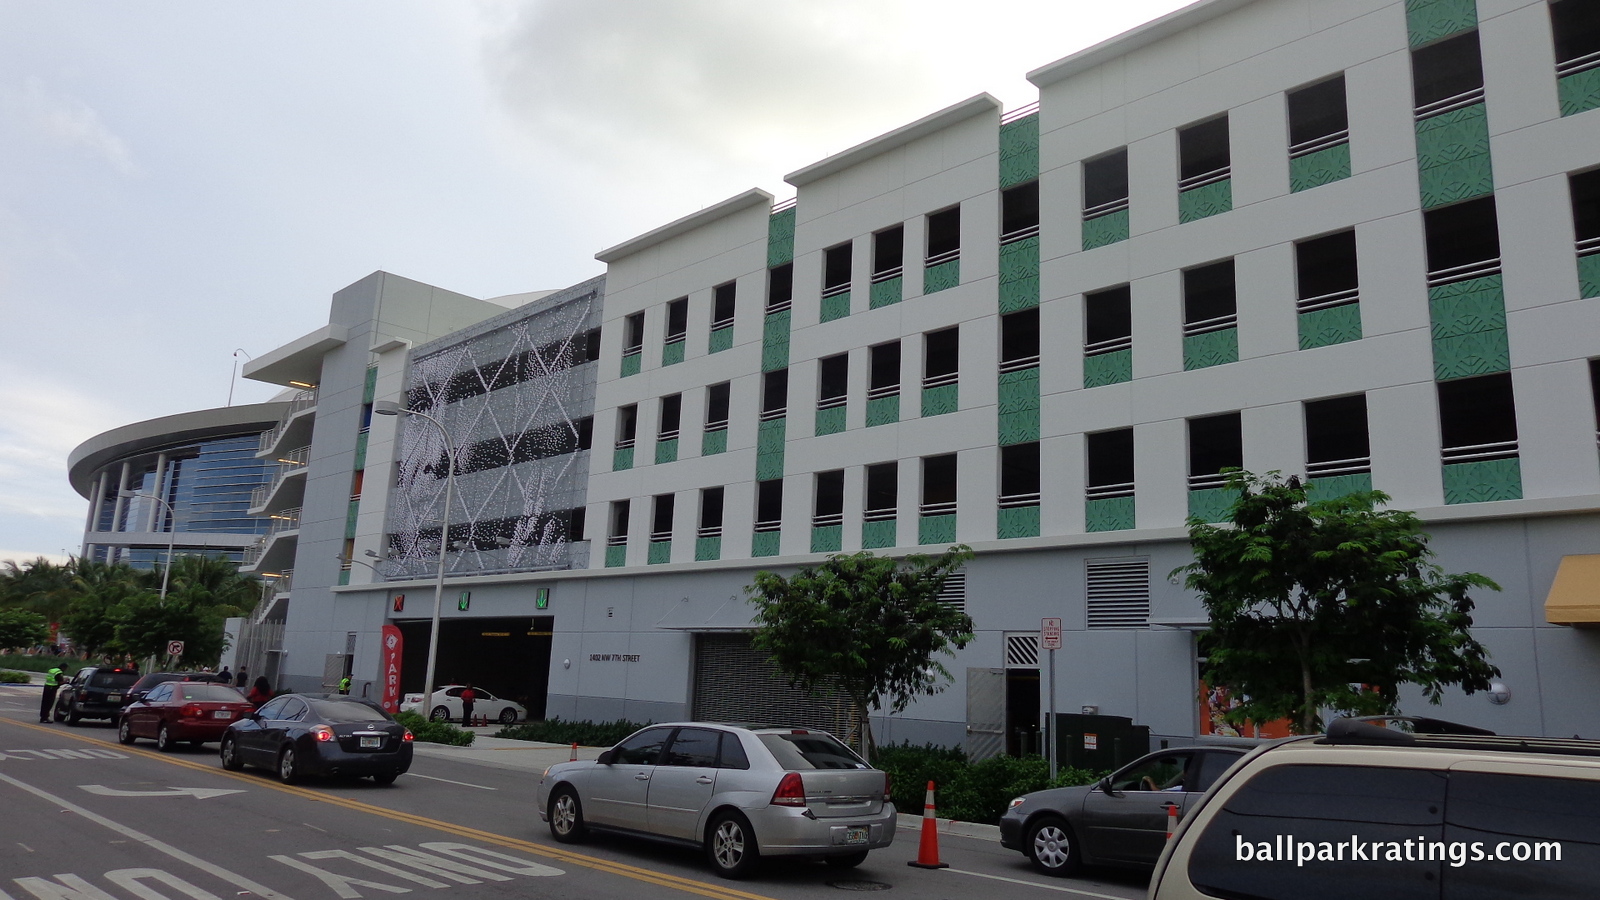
[[1148, 717, 1600, 900]]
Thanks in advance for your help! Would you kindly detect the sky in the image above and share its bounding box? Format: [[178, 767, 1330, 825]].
[[0, 0, 1194, 567]]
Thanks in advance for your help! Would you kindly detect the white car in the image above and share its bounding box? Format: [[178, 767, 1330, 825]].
[[400, 685, 525, 724]]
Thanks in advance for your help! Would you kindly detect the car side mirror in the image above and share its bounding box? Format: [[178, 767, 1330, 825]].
[[1098, 776, 1122, 798], [596, 749, 616, 765], [128, 691, 146, 703]]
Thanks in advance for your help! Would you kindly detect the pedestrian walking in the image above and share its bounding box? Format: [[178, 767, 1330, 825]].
[[338, 675, 351, 695], [246, 676, 272, 707], [235, 668, 248, 688], [459, 683, 476, 725], [39, 666, 64, 723], [216, 666, 232, 685]]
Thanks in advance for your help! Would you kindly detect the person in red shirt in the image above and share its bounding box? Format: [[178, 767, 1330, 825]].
[[246, 676, 272, 707], [459, 683, 476, 725]]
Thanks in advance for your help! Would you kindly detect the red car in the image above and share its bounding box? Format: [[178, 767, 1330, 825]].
[[117, 681, 256, 751]]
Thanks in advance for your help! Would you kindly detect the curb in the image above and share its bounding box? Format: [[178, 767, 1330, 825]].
[[896, 812, 1001, 842]]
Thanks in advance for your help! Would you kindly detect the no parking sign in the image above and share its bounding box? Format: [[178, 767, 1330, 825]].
[[166, 640, 184, 657]]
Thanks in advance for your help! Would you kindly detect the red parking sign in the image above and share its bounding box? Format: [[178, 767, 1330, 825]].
[[1041, 618, 1062, 650]]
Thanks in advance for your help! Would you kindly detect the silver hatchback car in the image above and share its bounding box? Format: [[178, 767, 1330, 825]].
[[536, 722, 896, 878]]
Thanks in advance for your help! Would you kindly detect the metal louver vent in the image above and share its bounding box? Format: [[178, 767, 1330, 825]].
[[692, 633, 853, 738], [1086, 557, 1150, 629], [1005, 633, 1040, 667], [937, 571, 967, 610]]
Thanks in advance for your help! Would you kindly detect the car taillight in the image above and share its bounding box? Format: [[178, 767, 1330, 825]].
[[311, 725, 335, 742], [883, 771, 892, 802], [180, 704, 204, 718], [402, 730, 415, 742], [771, 772, 807, 807]]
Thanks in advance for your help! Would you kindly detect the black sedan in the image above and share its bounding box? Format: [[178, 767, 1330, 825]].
[[998, 745, 1248, 876], [220, 693, 413, 785]]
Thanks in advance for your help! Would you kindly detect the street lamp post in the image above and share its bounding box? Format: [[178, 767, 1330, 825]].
[[118, 490, 177, 601], [373, 400, 456, 723]]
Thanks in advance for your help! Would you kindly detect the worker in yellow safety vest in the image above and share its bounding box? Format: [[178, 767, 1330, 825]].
[[40, 666, 64, 724], [339, 675, 351, 695]]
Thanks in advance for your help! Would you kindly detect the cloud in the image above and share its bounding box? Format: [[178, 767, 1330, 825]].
[[9, 75, 138, 175], [0, 362, 126, 532]]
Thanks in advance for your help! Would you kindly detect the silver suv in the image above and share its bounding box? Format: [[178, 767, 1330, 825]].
[[536, 723, 895, 878], [1149, 717, 1600, 899]]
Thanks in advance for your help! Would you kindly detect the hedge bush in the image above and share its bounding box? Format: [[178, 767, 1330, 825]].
[[495, 717, 650, 746], [394, 710, 474, 746], [873, 741, 1105, 824], [0, 654, 87, 676], [0, 670, 33, 683]]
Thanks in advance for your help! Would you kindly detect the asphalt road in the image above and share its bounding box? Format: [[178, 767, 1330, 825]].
[[0, 682, 1146, 900]]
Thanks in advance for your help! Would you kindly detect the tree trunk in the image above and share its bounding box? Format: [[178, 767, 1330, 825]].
[[1299, 635, 1315, 735]]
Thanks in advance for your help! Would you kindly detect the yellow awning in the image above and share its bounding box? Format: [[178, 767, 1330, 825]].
[[1545, 554, 1600, 626]]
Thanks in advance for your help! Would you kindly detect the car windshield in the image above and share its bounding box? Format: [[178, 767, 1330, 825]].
[[757, 732, 869, 770], [88, 671, 139, 689], [310, 699, 391, 723], [172, 684, 245, 702]]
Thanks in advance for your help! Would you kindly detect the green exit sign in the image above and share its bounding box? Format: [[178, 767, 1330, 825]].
[[457, 591, 471, 611], [535, 588, 549, 610]]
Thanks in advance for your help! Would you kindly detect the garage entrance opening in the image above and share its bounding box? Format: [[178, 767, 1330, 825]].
[[692, 633, 854, 740], [395, 616, 553, 719]]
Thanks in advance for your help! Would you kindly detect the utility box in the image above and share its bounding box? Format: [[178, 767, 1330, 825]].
[[1053, 713, 1150, 773]]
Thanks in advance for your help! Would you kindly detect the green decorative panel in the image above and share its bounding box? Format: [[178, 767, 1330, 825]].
[[1429, 274, 1509, 380], [620, 351, 641, 378], [1299, 304, 1363, 350], [363, 366, 378, 404], [345, 499, 361, 539], [996, 504, 1040, 539], [1179, 179, 1232, 223], [694, 536, 721, 561], [654, 438, 678, 465], [605, 545, 627, 568], [1086, 496, 1135, 532], [701, 428, 727, 456], [815, 405, 846, 437], [810, 525, 842, 553], [924, 259, 960, 295], [866, 395, 900, 427], [918, 514, 956, 546], [612, 447, 634, 471], [662, 340, 685, 367], [1289, 143, 1351, 193], [752, 531, 781, 558], [338, 568, 350, 586], [1578, 253, 1600, 299], [998, 236, 1040, 313], [708, 325, 733, 354], [1082, 210, 1129, 250], [998, 366, 1041, 446], [767, 207, 796, 267], [1559, 69, 1600, 118], [921, 384, 958, 417], [862, 519, 897, 550], [1442, 458, 1522, 504], [647, 540, 672, 565], [756, 418, 786, 480], [761, 339, 789, 372], [1188, 487, 1238, 524], [1183, 327, 1239, 370], [353, 430, 369, 471], [1415, 104, 1493, 209], [1404, 0, 1477, 48], [761, 310, 791, 372], [998, 114, 1040, 188], [869, 277, 902, 309], [820, 290, 851, 323], [1308, 472, 1373, 499], [1083, 349, 1132, 388]]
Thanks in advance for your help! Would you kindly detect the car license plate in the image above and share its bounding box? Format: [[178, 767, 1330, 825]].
[[359, 736, 382, 749], [106, 694, 121, 704], [844, 826, 868, 845], [212, 710, 233, 719]]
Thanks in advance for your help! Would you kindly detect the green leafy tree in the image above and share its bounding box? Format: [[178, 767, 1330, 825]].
[[0, 557, 76, 623], [59, 561, 148, 657], [163, 555, 260, 614], [1174, 471, 1500, 734], [110, 592, 231, 666], [0, 608, 50, 650], [747, 546, 975, 758]]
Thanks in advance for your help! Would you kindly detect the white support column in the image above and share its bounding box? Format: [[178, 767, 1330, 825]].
[[144, 452, 168, 532], [111, 462, 132, 532]]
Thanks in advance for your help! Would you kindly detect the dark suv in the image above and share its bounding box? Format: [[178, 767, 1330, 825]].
[[53, 666, 140, 725]]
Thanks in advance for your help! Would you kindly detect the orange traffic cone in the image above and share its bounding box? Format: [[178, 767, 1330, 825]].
[[569, 742, 578, 761], [907, 780, 949, 869], [1166, 802, 1179, 840]]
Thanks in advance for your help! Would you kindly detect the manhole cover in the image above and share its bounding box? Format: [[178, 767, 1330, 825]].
[[826, 881, 892, 891]]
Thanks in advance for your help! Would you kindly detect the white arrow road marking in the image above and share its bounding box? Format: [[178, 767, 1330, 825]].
[[80, 784, 245, 799]]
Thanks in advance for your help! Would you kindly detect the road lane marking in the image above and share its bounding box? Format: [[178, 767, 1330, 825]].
[[80, 784, 245, 799], [0, 747, 127, 761], [0, 770, 296, 900], [0, 716, 777, 900], [403, 772, 495, 790], [944, 867, 1136, 899]]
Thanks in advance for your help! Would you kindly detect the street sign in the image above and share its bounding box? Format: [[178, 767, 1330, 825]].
[[392, 594, 405, 613], [1041, 617, 1063, 650], [458, 591, 471, 611], [165, 640, 184, 658], [535, 587, 549, 610]]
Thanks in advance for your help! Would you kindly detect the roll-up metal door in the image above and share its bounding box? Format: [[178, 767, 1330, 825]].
[[692, 633, 853, 739]]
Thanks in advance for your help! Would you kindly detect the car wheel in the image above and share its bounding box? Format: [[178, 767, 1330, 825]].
[[498, 707, 517, 725], [548, 786, 587, 843], [66, 705, 81, 726], [372, 773, 399, 786], [220, 737, 244, 771], [1026, 816, 1081, 877], [277, 747, 300, 785], [117, 717, 136, 745], [156, 724, 174, 753], [429, 706, 450, 722], [706, 811, 760, 879], [824, 850, 869, 868], [52, 701, 65, 723]]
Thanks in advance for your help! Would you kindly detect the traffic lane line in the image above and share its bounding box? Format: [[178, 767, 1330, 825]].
[[405, 771, 498, 790], [0, 716, 778, 900], [944, 866, 1142, 899]]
